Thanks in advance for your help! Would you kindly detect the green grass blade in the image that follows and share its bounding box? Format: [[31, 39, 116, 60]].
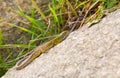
[[49, 4, 59, 23], [0, 29, 3, 45], [75, 1, 88, 9], [0, 44, 36, 48], [8, 23, 37, 35], [31, 0, 47, 21]]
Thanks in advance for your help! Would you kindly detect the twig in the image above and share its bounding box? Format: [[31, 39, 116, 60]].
[[79, 0, 99, 28]]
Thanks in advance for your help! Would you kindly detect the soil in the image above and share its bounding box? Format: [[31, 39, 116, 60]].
[[0, 0, 51, 58]]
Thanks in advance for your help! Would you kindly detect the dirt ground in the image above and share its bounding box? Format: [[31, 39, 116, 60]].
[[0, 0, 51, 56]]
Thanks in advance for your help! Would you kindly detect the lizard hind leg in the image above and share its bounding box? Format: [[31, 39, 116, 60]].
[[15, 52, 39, 70]]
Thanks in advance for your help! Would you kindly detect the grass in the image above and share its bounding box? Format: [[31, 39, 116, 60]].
[[0, 0, 119, 77]]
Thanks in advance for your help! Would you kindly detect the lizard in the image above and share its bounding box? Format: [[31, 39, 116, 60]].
[[16, 31, 69, 70]]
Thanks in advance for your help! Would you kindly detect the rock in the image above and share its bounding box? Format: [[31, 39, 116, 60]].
[[2, 9, 120, 78]]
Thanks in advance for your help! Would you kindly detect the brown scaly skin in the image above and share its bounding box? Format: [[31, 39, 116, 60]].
[[16, 31, 69, 70]]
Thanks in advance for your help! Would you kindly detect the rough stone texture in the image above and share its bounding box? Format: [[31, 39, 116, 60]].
[[2, 9, 120, 78]]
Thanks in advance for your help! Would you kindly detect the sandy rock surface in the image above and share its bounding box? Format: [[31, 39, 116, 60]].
[[2, 9, 120, 78]]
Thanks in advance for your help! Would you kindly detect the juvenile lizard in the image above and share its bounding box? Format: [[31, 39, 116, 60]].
[[16, 31, 69, 70]]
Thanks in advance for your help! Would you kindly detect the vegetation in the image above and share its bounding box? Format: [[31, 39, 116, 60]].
[[0, 0, 119, 77]]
